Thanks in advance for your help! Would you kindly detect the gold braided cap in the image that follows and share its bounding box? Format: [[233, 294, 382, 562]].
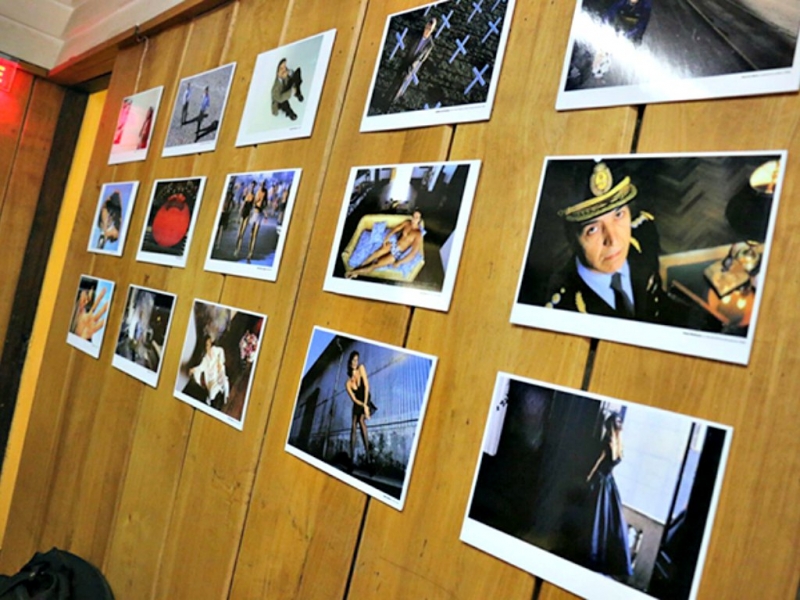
[[558, 162, 638, 223]]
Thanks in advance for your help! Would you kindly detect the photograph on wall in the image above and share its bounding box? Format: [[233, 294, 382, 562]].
[[87, 181, 140, 256], [108, 86, 163, 164], [236, 30, 336, 146], [162, 63, 236, 157], [462, 373, 732, 600], [66, 275, 115, 359], [136, 176, 207, 268], [204, 169, 301, 281], [361, 0, 516, 132], [173, 299, 266, 430], [111, 284, 177, 387], [324, 160, 480, 312], [286, 327, 437, 510], [556, 0, 800, 110], [511, 152, 786, 365]]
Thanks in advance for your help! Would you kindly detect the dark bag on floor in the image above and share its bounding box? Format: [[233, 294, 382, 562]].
[[0, 547, 114, 599]]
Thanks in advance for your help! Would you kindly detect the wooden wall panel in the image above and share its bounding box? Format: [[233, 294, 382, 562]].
[[345, 0, 636, 598], [0, 71, 34, 213], [0, 78, 64, 359], [589, 95, 800, 600]]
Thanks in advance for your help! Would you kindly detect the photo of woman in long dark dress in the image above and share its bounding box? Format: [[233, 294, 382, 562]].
[[345, 351, 374, 464], [586, 412, 633, 579]]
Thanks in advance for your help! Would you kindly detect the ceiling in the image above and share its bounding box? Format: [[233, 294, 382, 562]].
[[0, 0, 182, 72]]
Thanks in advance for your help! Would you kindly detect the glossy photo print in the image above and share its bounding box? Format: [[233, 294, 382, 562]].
[[174, 300, 266, 430], [361, 0, 516, 132], [204, 169, 302, 281], [324, 160, 480, 312], [285, 327, 437, 510], [112, 285, 177, 387], [162, 63, 236, 157], [557, 0, 800, 110], [108, 86, 163, 164], [136, 177, 206, 268], [511, 152, 786, 364], [87, 181, 139, 256], [462, 373, 732, 600], [236, 30, 336, 146], [66, 275, 115, 359]]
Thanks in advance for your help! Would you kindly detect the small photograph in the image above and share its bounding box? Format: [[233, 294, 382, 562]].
[[204, 169, 302, 281], [111, 284, 177, 387], [66, 275, 115, 359], [324, 160, 480, 312], [511, 152, 785, 364], [361, 0, 516, 132], [286, 327, 437, 510], [162, 63, 236, 157], [136, 177, 207, 268], [462, 373, 732, 600], [557, 0, 800, 110], [87, 181, 139, 256], [236, 30, 336, 146], [174, 299, 266, 430], [108, 86, 163, 164]]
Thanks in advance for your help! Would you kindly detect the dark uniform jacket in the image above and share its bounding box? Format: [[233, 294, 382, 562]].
[[545, 212, 673, 323]]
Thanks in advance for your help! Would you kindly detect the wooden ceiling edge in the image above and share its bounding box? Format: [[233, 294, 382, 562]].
[[47, 0, 233, 87]]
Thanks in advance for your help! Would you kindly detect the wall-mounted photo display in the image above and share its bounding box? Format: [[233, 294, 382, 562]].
[[361, 0, 516, 132], [66, 275, 114, 359], [511, 152, 786, 365], [204, 169, 301, 281], [112, 284, 177, 387], [556, 0, 800, 110], [108, 86, 164, 164], [286, 327, 437, 510], [236, 30, 336, 146], [136, 176, 207, 268], [162, 63, 236, 157], [173, 299, 266, 431], [462, 373, 732, 600], [87, 181, 139, 256], [324, 160, 480, 311]]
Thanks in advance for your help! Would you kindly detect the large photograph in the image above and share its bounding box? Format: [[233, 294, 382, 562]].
[[174, 300, 266, 430], [557, 0, 800, 110], [462, 373, 732, 600], [162, 63, 236, 157], [286, 327, 437, 510], [204, 169, 301, 281], [111, 284, 177, 387], [324, 160, 480, 312], [361, 0, 516, 132], [511, 152, 785, 364], [87, 181, 139, 256], [236, 30, 336, 146], [136, 177, 207, 268], [108, 86, 163, 164], [66, 275, 114, 359]]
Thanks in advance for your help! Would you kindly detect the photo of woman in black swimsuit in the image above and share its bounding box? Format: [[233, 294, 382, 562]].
[[345, 351, 373, 463]]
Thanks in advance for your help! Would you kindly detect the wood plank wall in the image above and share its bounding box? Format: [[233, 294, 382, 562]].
[[2, 1, 798, 599]]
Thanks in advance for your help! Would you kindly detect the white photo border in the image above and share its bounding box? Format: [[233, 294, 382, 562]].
[[66, 275, 115, 359], [203, 169, 302, 281], [284, 326, 438, 511], [323, 160, 481, 312], [108, 86, 164, 165], [461, 371, 733, 600], [87, 181, 140, 257], [510, 150, 787, 365]]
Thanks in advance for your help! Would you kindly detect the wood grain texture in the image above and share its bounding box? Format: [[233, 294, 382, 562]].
[[0, 71, 34, 214], [589, 94, 800, 600], [344, 0, 637, 598]]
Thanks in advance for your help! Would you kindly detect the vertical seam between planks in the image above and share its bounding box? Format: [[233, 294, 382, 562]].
[[341, 497, 370, 600], [226, 0, 372, 597], [0, 79, 35, 244]]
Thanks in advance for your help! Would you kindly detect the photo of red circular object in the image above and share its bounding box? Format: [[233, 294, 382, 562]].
[[152, 193, 190, 247]]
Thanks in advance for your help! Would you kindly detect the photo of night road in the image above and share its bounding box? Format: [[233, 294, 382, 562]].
[[563, 0, 800, 92]]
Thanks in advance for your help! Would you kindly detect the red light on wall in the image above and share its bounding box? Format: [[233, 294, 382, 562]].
[[0, 58, 18, 93]]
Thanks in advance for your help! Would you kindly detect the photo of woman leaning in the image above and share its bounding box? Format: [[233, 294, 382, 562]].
[[345, 351, 374, 464], [585, 412, 633, 580]]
